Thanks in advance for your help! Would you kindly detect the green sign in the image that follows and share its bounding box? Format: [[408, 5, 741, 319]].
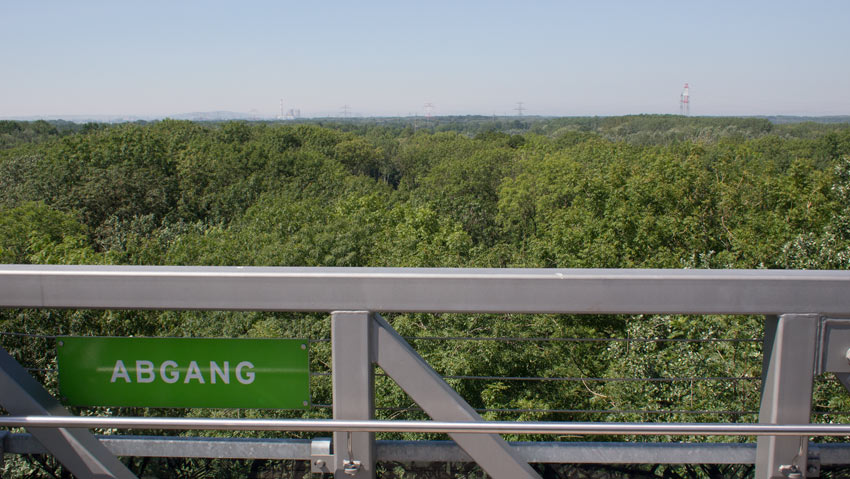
[[57, 337, 309, 409]]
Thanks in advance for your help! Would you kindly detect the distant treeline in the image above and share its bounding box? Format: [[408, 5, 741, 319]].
[[3, 114, 848, 150], [0, 119, 105, 149]]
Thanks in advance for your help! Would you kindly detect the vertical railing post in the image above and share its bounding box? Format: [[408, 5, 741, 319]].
[[0, 430, 6, 471], [755, 313, 819, 479], [331, 311, 376, 478]]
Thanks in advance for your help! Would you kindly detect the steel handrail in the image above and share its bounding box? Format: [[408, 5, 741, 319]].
[[3, 416, 850, 436], [3, 265, 850, 314]]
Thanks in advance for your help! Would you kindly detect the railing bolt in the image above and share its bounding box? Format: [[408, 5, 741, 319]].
[[343, 460, 361, 475], [779, 464, 803, 478]]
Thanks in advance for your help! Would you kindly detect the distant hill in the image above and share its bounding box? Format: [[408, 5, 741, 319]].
[[0, 111, 265, 123], [761, 115, 850, 124], [167, 111, 264, 121]]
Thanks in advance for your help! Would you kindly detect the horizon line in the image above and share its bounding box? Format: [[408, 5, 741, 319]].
[[4, 112, 850, 124]]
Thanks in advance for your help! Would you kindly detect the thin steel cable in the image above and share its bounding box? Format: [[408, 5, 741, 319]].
[[0, 331, 57, 339], [405, 336, 761, 343], [310, 404, 760, 416], [312, 404, 850, 416], [309, 336, 759, 343], [310, 371, 759, 382], [438, 375, 759, 382]]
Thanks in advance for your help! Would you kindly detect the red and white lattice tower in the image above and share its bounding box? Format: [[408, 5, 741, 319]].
[[680, 83, 690, 116], [424, 102, 434, 120]]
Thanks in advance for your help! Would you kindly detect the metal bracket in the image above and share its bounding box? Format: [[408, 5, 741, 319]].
[[310, 437, 333, 474], [343, 459, 362, 475], [806, 454, 822, 477], [778, 464, 803, 478], [815, 317, 850, 375], [341, 431, 362, 475], [815, 317, 850, 396], [779, 457, 821, 478]]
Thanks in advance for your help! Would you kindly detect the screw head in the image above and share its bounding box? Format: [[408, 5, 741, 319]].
[[315, 459, 325, 467], [303, 400, 309, 407], [57, 341, 64, 347], [845, 348, 850, 364], [301, 343, 307, 350]]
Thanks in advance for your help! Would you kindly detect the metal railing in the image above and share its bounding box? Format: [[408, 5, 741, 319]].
[[2, 265, 850, 479], [2, 265, 848, 314], [4, 416, 850, 436]]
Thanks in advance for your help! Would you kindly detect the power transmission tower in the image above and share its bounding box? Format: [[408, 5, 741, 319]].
[[424, 102, 434, 120], [340, 105, 351, 118], [514, 101, 525, 116], [680, 83, 690, 116]]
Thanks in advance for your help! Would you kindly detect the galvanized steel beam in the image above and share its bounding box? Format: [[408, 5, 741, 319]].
[[331, 311, 376, 478], [376, 439, 760, 465], [3, 434, 850, 466], [756, 314, 819, 479], [2, 435, 356, 464], [0, 434, 764, 464], [0, 433, 757, 464], [2, 265, 850, 314], [102, 436, 310, 459]]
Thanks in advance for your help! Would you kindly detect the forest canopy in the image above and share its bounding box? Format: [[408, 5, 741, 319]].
[[2, 115, 848, 270]]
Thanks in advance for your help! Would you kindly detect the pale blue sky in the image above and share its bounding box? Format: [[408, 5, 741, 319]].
[[2, 1, 848, 118]]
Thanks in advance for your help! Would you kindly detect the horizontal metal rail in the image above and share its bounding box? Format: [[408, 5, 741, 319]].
[[7, 433, 850, 465], [2, 265, 850, 314], [0, 433, 759, 464], [4, 433, 313, 460], [3, 416, 850, 436]]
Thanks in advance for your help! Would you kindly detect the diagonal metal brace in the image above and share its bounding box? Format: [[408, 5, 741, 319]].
[[0, 346, 136, 479], [372, 313, 540, 479]]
